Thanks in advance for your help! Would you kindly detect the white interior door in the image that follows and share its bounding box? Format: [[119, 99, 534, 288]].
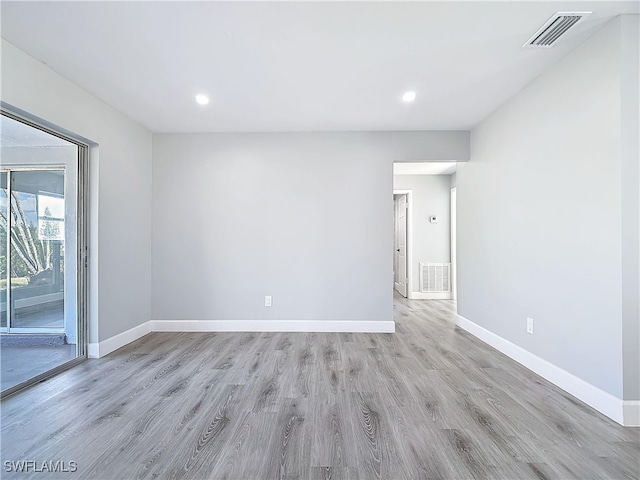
[[394, 194, 408, 297]]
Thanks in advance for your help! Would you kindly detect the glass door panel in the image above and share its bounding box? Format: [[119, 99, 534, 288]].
[[0, 112, 85, 395], [10, 170, 66, 330]]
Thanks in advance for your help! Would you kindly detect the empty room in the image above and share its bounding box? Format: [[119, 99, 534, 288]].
[[0, 1, 638, 479]]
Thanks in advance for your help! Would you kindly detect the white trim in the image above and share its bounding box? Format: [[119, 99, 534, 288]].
[[457, 314, 627, 425], [88, 321, 151, 358], [450, 187, 457, 301], [150, 319, 395, 333], [623, 401, 640, 426], [87, 319, 394, 359], [409, 292, 452, 300], [87, 343, 99, 359]]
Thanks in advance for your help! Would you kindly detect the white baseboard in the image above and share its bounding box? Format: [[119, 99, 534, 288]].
[[89, 319, 394, 359], [150, 319, 395, 333], [457, 314, 629, 426], [623, 401, 640, 426], [88, 321, 151, 359], [409, 292, 452, 300]]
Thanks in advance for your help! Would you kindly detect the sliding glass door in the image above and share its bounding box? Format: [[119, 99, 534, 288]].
[[0, 112, 87, 396]]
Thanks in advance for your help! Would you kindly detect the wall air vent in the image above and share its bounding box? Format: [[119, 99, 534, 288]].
[[524, 12, 591, 48], [420, 263, 451, 293]]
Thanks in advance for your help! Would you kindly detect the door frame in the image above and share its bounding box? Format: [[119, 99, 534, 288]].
[[451, 187, 457, 301], [1, 166, 72, 334], [1, 107, 89, 399], [393, 189, 413, 297]]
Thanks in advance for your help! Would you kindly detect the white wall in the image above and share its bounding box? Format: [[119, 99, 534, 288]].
[[457, 16, 638, 418], [0, 39, 469, 343], [393, 174, 451, 295], [152, 132, 467, 328], [361, 131, 469, 162], [1, 39, 153, 344]]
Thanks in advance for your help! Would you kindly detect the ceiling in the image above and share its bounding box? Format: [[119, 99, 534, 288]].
[[1, 1, 637, 133], [394, 162, 457, 175]]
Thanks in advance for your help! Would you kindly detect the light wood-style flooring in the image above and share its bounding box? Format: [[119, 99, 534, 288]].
[[1, 296, 638, 479]]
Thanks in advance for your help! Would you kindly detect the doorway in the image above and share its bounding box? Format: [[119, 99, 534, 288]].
[[393, 162, 456, 300], [1, 111, 88, 397]]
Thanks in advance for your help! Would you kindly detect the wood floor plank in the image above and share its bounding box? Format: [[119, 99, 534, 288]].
[[2, 294, 638, 479]]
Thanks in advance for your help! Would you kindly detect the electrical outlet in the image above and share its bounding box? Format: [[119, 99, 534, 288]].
[[265, 296, 272, 307], [526, 317, 534, 334]]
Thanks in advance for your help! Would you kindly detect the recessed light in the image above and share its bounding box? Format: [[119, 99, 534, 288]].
[[195, 94, 210, 105], [402, 91, 416, 103]]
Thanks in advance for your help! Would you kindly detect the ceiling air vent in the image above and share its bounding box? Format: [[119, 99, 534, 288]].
[[524, 12, 591, 48]]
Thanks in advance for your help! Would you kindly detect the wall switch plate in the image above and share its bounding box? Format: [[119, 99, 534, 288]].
[[265, 296, 272, 307], [527, 317, 534, 334]]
